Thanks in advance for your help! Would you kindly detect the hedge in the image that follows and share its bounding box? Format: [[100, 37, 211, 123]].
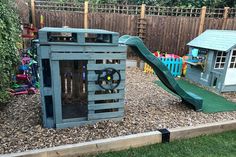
[[0, 0, 20, 104]]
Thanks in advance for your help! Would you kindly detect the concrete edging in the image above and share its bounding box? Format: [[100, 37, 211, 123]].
[[2, 120, 236, 157]]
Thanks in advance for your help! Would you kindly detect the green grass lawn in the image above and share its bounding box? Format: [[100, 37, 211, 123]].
[[91, 131, 236, 157]]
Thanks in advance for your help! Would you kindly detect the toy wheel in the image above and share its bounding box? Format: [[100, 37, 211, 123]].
[[28, 88, 36, 94], [97, 68, 121, 90]]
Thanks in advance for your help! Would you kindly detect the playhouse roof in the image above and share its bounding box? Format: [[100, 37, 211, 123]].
[[187, 30, 236, 52], [39, 27, 119, 35]]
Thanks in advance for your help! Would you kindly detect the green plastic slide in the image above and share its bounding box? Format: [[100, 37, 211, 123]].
[[119, 35, 203, 111]]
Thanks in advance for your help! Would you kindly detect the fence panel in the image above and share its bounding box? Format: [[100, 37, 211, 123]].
[[35, 10, 84, 28], [88, 13, 138, 36], [145, 16, 200, 56], [144, 57, 183, 77], [34, 1, 236, 57]]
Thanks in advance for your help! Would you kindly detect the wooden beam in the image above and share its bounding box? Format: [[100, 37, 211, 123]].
[[169, 120, 236, 141], [222, 7, 229, 30], [198, 6, 206, 35], [4, 120, 236, 157], [84, 1, 89, 29], [31, 0, 36, 26], [137, 4, 146, 56], [140, 4, 146, 19], [6, 131, 162, 157]]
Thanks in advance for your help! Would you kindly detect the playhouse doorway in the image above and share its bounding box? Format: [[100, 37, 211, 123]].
[[225, 50, 236, 85], [60, 60, 88, 119]]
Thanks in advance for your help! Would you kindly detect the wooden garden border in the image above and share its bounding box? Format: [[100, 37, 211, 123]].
[[2, 120, 236, 157]]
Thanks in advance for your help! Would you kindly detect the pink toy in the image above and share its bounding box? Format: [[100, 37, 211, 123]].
[[165, 54, 180, 58], [16, 74, 28, 80], [22, 57, 31, 65], [8, 87, 37, 95]]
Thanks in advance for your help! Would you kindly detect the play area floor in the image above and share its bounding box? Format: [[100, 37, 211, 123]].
[[155, 79, 236, 113]]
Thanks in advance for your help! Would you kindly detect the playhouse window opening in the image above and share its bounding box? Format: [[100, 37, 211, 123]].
[[213, 77, 218, 87], [85, 34, 112, 43], [229, 50, 236, 68], [47, 32, 77, 42], [45, 96, 53, 118], [60, 60, 88, 119], [96, 59, 120, 64], [62, 51, 83, 54], [112, 51, 124, 53], [95, 89, 120, 95], [95, 108, 119, 113], [95, 79, 120, 86], [95, 99, 119, 104], [214, 51, 227, 69], [42, 59, 51, 87]]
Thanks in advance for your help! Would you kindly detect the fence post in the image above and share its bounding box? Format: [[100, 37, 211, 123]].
[[136, 4, 147, 67], [31, 0, 36, 26], [137, 4, 146, 40], [198, 6, 206, 35], [84, 1, 89, 29], [140, 4, 146, 19], [222, 7, 229, 30]]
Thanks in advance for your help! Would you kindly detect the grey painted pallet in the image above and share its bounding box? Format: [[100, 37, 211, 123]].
[[88, 110, 124, 120], [87, 63, 126, 71], [50, 45, 127, 52], [88, 90, 125, 101], [39, 27, 119, 45], [38, 27, 126, 128], [87, 81, 125, 91], [51, 53, 126, 60], [88, 100, 124, 110]]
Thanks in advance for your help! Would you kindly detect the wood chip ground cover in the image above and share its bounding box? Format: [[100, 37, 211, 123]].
[[0, 68, 236, 154]]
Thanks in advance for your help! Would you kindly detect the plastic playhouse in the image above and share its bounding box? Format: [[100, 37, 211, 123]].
[[186, 30, 236, 93], [38, 27, 126, 128]]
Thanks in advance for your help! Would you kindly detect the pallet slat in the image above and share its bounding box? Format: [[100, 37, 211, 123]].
[[87, 81, 125, 91], [87, 63, 126, 70], [51, 45, 127, 52], [51, 53, 126, 60], [88, 110, 124, 120], [88, 100, 124, 110], [88, 90, 125, 101]]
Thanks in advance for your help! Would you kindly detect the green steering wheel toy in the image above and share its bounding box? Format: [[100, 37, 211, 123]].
[[97, 68, 121, 90]]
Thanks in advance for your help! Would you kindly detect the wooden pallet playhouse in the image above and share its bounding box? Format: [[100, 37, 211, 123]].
[[38, 27, 126, 128]]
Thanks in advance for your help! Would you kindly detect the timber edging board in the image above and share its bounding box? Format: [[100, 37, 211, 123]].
[[2, 120, 236, 157], [169, 119, 236, 141], [2, 131, 162, 157]]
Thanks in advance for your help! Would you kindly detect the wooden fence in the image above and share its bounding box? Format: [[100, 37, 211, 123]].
[[31, 0, 236, 57]]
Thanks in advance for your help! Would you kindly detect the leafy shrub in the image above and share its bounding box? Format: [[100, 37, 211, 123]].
[[0, 0, 20, 104]]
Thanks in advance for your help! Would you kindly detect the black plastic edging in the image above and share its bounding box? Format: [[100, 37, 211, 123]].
[[158, 128, 170, 143]]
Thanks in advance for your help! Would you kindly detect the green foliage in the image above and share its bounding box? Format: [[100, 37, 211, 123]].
[[50, 0, 236, 7], [0, 0, 20, 104], [120, 0, 236, 7]]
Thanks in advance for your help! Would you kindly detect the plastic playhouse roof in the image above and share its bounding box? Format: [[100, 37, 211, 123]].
[[187, 30, 236, 52]]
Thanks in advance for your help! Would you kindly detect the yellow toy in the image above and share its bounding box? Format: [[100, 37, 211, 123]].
[[144, 63, 154, 74]]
